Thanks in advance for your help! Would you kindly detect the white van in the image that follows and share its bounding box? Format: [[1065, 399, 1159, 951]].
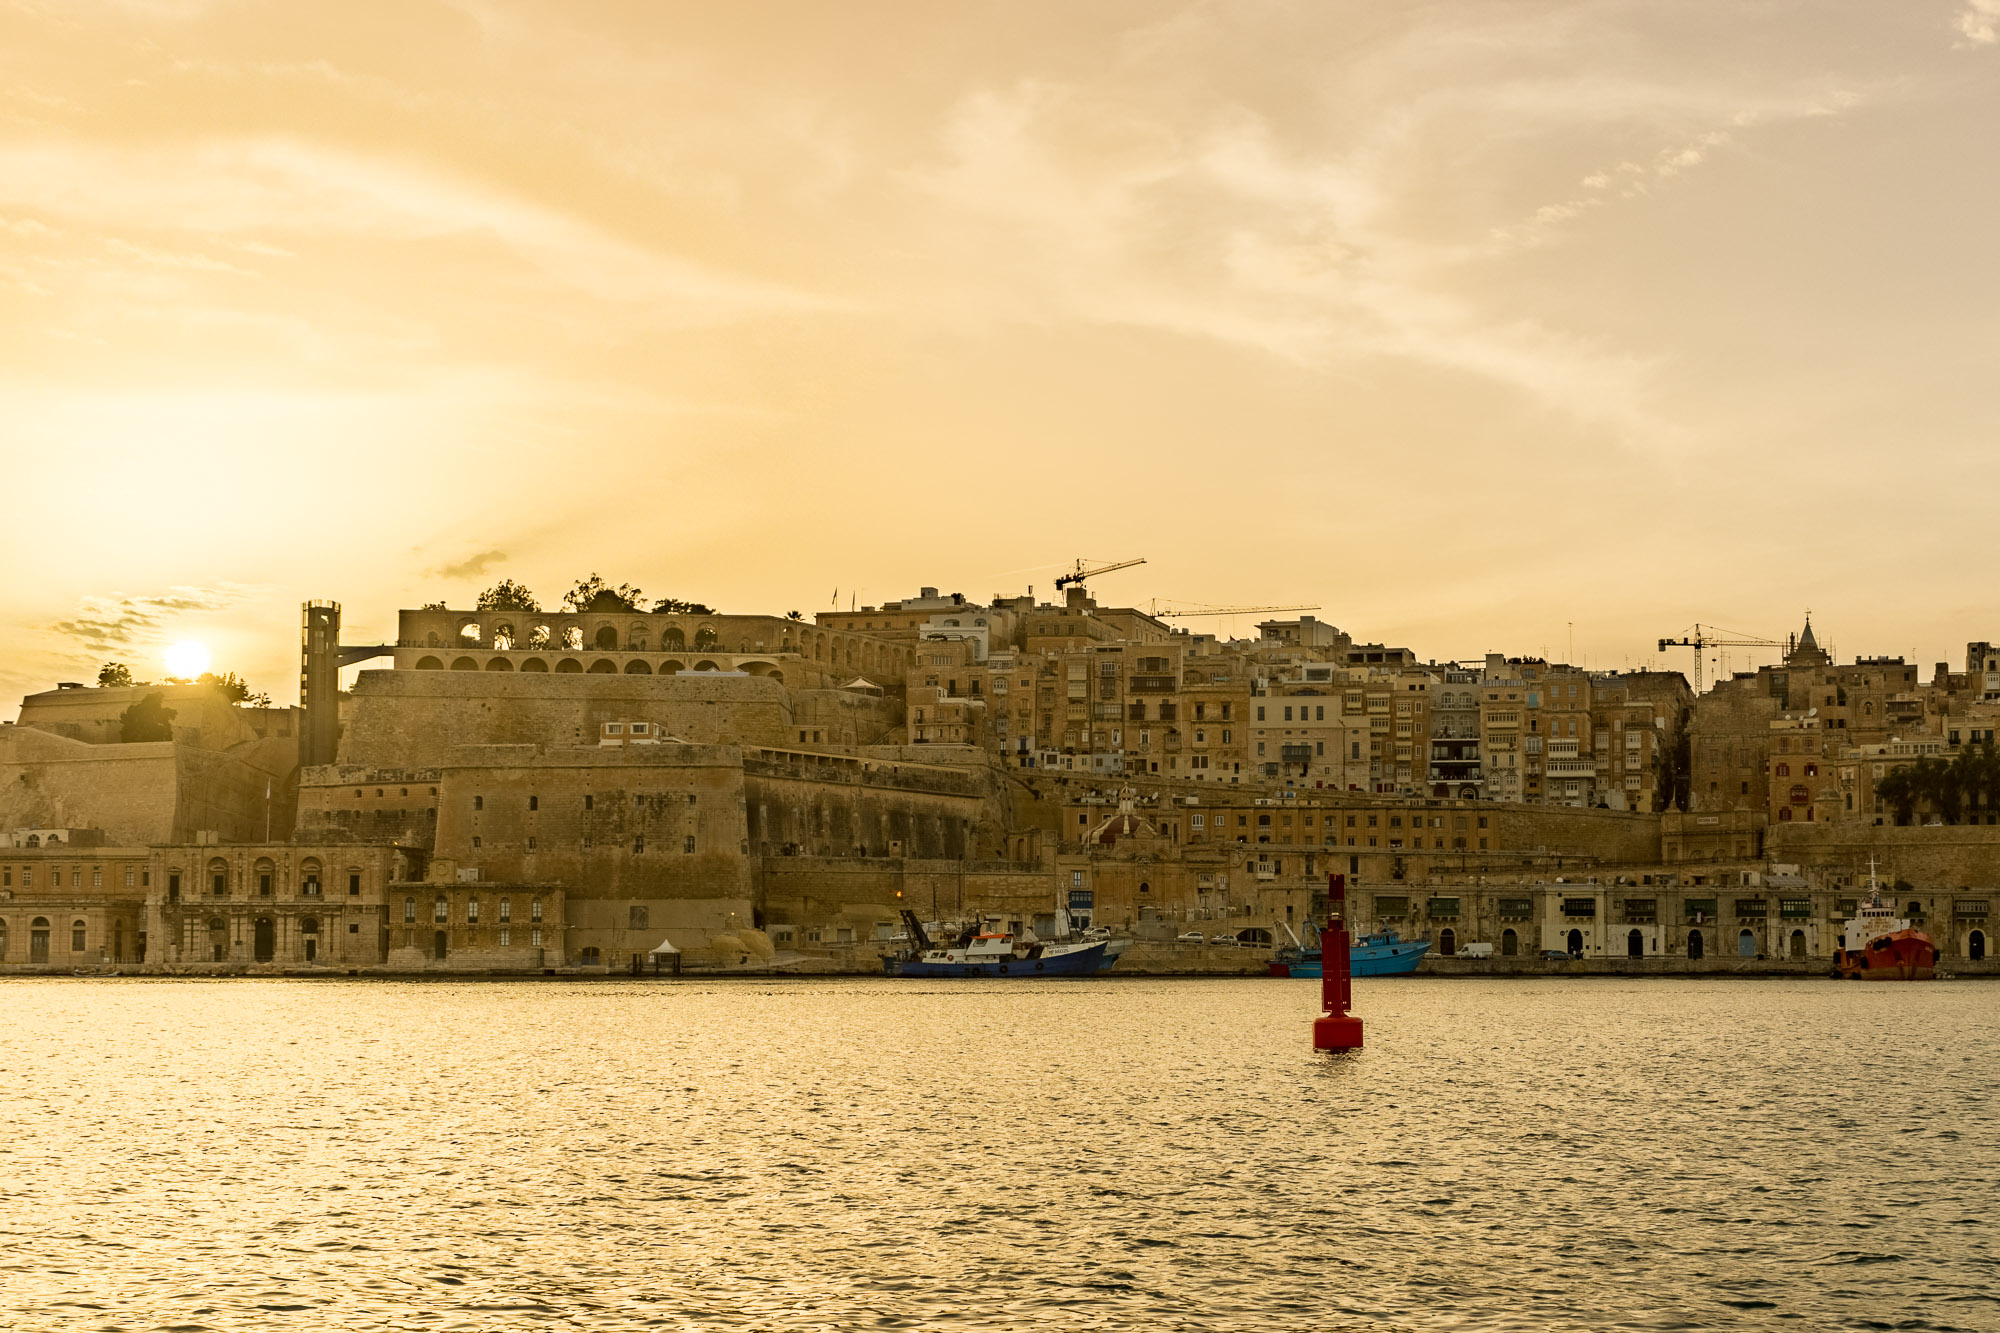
[[1458, 942, 1495, 959]]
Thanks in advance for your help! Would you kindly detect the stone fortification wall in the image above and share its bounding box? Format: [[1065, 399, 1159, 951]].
[[1767, 823, 2000, 889], [0, 726, 291, 845], [781, 690, 903, 747], [431, 744, 753, 901], [742, 747, 995, 860], [756, 856, 1055, 942], [337, 670, 795, 768], [15, 683, 296, 753], [1495, 805, 1662, 864]]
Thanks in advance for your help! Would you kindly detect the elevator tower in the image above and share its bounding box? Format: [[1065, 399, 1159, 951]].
[[300, 601, 342, 766]]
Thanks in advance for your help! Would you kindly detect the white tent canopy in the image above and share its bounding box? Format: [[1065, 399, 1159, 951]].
[[648, 938, 680, 955]]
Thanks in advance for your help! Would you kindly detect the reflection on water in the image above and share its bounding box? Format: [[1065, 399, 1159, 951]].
[[0, 977, 1994, 1331]]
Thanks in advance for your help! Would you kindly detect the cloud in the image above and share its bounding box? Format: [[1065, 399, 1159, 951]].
[[1959, 2, 2000, 47], [49, 586, 244, 652], [431, 548, 506, 580]]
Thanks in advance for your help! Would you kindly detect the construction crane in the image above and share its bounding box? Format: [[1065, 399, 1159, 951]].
[[1054, 556, 1145, 592], [1657, 624, 1782, 694], [1153, 603, 1321, 618]]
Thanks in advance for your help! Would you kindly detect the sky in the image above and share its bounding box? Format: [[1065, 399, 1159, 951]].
[[3, 0, 1999, 716]]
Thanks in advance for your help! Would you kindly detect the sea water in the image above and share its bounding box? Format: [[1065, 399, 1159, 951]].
[[0, 977, 1992, 1331]]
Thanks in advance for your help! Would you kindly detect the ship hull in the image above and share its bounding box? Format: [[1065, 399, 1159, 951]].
[[883, 941, 1109, 977], [1835, 928, 1937, 981], [1271, 940, 1429, 979]]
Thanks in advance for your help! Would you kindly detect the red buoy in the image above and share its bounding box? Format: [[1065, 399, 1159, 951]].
[[1313, 873, 1363, 1050]]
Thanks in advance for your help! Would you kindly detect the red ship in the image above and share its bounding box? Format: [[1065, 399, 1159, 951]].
[[1834, 865, 1938, 981]]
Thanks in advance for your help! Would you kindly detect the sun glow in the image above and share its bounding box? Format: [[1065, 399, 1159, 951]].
[[164, 641, 211, 679]]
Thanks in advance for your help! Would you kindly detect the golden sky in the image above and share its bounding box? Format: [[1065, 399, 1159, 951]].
[[5, 1, 2000, 713]]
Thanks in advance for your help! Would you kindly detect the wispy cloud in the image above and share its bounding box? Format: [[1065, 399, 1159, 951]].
[[49, 586, 246, 652], [431, 548, 506, 581], [1958, 2, 2000, 47]]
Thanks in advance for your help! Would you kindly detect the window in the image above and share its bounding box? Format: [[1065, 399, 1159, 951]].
[[499, 929, 510, 947], [71, 921, 87, 952], [500, 898, 512, 922], [633, 835, 645, 854], [471, 837, 482, 849], [531, 928, 543, 948], [404, 897, 416, 923], [584, 794, 594, 810], [531, 898, 543, 922], [92, 867, 102, 887], [349, 873, 361, 896], [467, 899, 480, 924], [527, 837, 537, 851], [434, 897, 449, 923], [473, 795, 483, 810], [528, 795, 539, 810], [684, 835, 695, 853]]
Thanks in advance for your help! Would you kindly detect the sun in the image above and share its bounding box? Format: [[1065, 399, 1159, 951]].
[[164, 641, 211, 680]]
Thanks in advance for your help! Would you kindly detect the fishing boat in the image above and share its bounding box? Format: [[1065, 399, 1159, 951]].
[[1834, 863, 1938, 981], [882, 910, 1111, 977], [1269, 920, 1428, 978]]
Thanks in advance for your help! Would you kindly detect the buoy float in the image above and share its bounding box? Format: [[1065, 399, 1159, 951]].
[[1313, 872, 1364, 1051]]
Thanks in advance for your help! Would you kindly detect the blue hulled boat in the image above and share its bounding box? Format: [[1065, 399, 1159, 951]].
[[882, 910, 1112, 977], [1270, 929, 1428, 978]]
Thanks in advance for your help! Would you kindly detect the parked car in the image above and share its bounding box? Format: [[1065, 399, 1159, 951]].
[[1177, 932, 1205, 944], [1540, 949, 1573, 961], [1210, 934, 1240, 948]]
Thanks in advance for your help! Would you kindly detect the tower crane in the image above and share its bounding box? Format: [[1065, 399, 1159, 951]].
[[1656, 624, 1781, 694], [1053, 556, 1145, 592], [1153, 603, 1321, 618]]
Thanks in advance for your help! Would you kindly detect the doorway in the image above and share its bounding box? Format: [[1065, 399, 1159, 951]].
[[434, 930, 449, 961], [1439, 927, 1456, 957], [1627, 929, 1644, 958], [1738, 928, 1756, 957], [1566, 928, 1583, 957], [30, 917, 50, 964], [1971, 930, 1986, 962], [1789, 929, 1807, 959], [1501, 928, 1518, 956], [253, 918, 275, 963], [1688, 930, 1704, 960]]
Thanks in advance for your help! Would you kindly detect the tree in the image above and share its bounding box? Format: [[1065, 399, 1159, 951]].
[[97, 662, 137, 688], [196, 671, 272, 707], [565, 574, 644, 613], [420, 600, 448, 611], [651, 596, 715, 615], [1876, 765, 1921, 825], [119, 692, 176, 743], [476, 579, 540, 612], [785, 610, 803, 622]]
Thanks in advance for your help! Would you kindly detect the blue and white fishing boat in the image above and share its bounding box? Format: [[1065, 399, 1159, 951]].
[[882, 910, 1110, 977], [1270, 923, 1428, 978]]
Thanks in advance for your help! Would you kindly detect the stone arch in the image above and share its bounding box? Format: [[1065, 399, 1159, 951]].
[[659, 659, 685, 675], [458, 621, 482, 645], [426, 631, 441, 647], [694, 625, 718, 650], [1737, 928, 1757, 957], [664, 626, 686, 651], [555, 658, 583, 673], [415, 655, 443, 670], [29, 917, 51, 963], [1439, 927, 1456, 956], [1972, 929, 1986, 962], [491, 623, 515, 650], [1566, 928, 1583, 956], [694, 659, 721, 672], [1458, 785, 1478, 800], [1689, 929, 1704, 960], [1627, 928, 1644, 958], [765, 669, 784, 685], [562, 625, 584, 650], [526, 624, 551, 648], [628, 623, 650, 651], [485, 657, 515, 672], [451, 656, 479, 671], [594, 625, 619, 650], [520, 657, 549, 672], [1501, 927, 1518, 956], [624, 659, 653, 675], [1789, 928, 1807, 959], [587, 659, 617, 674], [253, 916, 275, 962]]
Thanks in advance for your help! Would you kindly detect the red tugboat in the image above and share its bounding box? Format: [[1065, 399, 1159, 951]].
[[1834, 863, 1938, 981]]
